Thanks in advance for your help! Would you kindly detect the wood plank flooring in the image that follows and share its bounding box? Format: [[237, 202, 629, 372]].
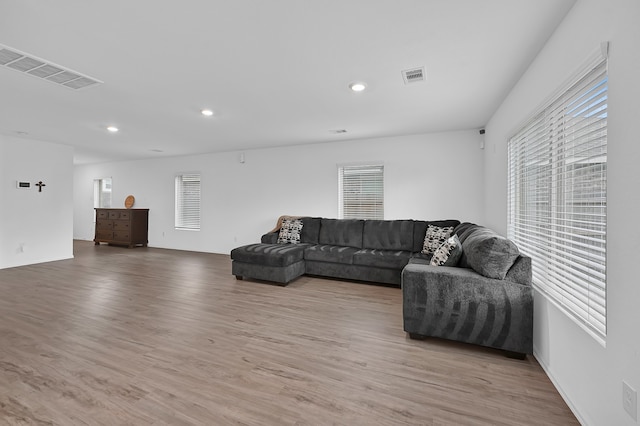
[[0, 241, 578, 425]]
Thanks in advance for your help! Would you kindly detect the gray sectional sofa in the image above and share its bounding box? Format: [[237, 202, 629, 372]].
[[230, 217, 533, 357], [231, 217, 460, 286]]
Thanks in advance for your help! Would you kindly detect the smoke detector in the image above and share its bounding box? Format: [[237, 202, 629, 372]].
[[0, 44, 102, 90], [401, 67, 426, 85]]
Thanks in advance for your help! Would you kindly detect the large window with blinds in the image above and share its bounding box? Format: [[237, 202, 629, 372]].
[[175, 173, 201, 230], [507, 57, 607, 341], [338, 164, 384, 220]]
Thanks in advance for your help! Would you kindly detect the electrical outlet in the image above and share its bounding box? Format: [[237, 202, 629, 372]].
[[623, 381, 637, 421]]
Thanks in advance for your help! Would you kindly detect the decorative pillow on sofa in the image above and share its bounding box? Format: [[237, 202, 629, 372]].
[[430, 235, 462, 266], [462, 228, 520, 279], [422, 225, 454, 255], [277, 218, 304, 244]]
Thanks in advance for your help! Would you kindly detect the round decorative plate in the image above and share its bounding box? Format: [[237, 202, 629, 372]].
[[124, 195, 135, 208]]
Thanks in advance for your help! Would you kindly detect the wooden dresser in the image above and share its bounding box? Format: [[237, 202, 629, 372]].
[[94, 208, 149, 248]]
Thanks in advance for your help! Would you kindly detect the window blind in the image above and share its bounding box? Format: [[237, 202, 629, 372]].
[[338, 165, 384, 220], [508, 59, 607, 340], [175, 173, 201, 230]]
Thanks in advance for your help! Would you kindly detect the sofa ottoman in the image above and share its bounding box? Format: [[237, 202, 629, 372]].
[[231, 243, 307, 284]]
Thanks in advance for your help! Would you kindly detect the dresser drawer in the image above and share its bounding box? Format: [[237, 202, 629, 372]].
[[119, 211, 131, 220], [113, 220, 130, 231], [96, 220, 113, 230], [96, 230, 114, 240], [112, 231, 130, 242], [96, 210, 109, 220], [108, 211, 121, 220]]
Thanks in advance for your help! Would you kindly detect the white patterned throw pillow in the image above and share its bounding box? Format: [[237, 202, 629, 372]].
[[277, 218, 304, 244], [422, 225, 454, 255], [430, 234, 463, 266]]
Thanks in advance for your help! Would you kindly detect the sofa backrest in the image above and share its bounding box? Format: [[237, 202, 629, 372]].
[[318, 219, 364, 248], [412, 219, 461, 252], [362, 220, 414, 251], [299, 217, 322, 244], [454, 222, 480, 267]]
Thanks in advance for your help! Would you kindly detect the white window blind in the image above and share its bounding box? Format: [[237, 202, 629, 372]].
[[338, 164, 384, 220], [175, 173, 201, 230], [508, 58, 607, 340]]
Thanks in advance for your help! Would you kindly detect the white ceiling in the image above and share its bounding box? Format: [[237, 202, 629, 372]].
[[0, 0, 576, 164]]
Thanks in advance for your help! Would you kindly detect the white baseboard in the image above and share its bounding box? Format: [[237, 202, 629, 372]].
[[533, 348, 587, 426]]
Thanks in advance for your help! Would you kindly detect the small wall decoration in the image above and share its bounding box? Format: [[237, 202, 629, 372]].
[[35, 181, 46, 192], [124, 195, 135, 208]]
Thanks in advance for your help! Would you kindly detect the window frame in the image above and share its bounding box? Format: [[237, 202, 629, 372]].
[[507, 52, 608, 344], [175, 173, 201, 231], [338, 163, 384, 220]]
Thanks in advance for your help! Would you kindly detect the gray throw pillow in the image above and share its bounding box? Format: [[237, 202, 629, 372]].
[[430, 235, 463, 266], [462, 228, 520, 279]]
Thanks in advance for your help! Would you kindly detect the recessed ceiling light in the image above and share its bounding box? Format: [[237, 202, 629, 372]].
[[107, 126, 119, 133], [201, 109, 214, 116], [349, 82, 367, 92]]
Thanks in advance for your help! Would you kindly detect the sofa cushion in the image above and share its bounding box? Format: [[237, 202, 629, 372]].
[[422, 224, 455, 255], [412, 220, 460, 252], [352, 249, 413, 269], [454, 222, 479, 243], [462, 228, 520, 279], [277, 218, 303, 244], [409, 252, 433, 265], [453, 222, 480, 268], [300, 217, 322, 244], [304, 245, 359, 264], [362, 220, 414, 251], [430, 235, 462, 266], [231, 243, 306, 267], [318, 219, 364, 248]]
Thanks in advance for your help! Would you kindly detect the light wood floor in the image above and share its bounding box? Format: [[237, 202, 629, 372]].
[[0, 241, 578, 425]]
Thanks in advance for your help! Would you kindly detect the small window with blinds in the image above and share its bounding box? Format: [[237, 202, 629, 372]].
[[508, 56, 607, 342], [175, 173, 201, 230], [338, 164, 384, 220]]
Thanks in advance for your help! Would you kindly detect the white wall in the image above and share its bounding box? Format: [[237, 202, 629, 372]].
[[484, 0, 640, 424], [74, 130, 485, 254], [0, 135, 74, 269]]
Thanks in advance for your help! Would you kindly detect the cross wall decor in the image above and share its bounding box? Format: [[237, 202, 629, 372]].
[[35, 181, 46, 192]]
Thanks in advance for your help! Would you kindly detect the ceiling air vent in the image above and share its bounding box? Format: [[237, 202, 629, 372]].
[[401, 67, 426, 85], [0, 44, 102, 90]]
